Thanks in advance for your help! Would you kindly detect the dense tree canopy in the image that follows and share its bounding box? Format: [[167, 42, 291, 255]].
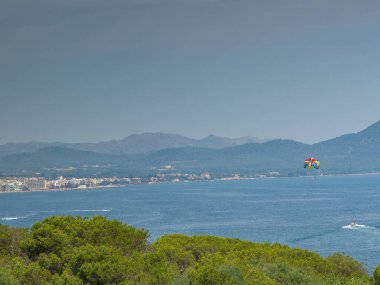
[[0, 216, 374, 284]]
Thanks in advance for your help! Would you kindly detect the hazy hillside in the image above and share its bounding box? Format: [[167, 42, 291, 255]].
[[312, 121, 380, 172], [0, 142, 72, 159]]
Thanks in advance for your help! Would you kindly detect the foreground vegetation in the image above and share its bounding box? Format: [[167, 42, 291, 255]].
[[0, 216, 378, 284]]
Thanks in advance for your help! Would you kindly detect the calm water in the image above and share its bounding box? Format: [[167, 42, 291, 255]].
[[1, 175, 380, 271]]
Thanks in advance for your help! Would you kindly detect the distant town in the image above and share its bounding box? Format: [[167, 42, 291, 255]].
[[0, 170, 281, 192]]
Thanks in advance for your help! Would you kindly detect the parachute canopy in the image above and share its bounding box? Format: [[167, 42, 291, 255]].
[[304, 157, 320, 169]]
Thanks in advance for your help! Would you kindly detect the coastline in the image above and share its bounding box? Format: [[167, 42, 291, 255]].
[[2, 172, 380, 195], [0, 183, 127, 194]]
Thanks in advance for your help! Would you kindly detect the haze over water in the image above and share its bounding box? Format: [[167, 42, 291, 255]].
[[1, 174, 380, 271]]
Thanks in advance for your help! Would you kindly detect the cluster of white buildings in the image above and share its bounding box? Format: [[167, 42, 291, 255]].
[[0, 176, 135, 192], [0, 178, 47, 191], [1, 171, 218, 192], [152, 172, 212, 183]]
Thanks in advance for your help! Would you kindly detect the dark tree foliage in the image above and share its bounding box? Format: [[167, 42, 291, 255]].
[[0, 216, 375, 284], [20, 216, 149, 258], [374, 264, 380, 285], [0, 225, 28, 257]]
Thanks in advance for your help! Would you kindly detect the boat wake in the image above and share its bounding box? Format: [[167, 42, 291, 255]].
[[289, 228, 340, 243], [0, 216, 25, 221], [70, 209, 112, 212], [342, 223, 375, 230]]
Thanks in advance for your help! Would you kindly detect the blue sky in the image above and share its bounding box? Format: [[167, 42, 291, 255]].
[[1, 0, 380, 144]]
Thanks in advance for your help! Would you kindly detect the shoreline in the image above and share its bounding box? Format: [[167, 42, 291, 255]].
[[2, 172, 380, 194], [0, 183, 127, 194]]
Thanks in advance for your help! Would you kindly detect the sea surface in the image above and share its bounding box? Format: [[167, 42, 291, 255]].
[[1, 174, 380, 271]]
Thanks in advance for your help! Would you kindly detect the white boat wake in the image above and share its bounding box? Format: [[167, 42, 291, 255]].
[[0, 216, 25, 221], [342, 222, 375, 230], [70, 209, 112, 212]]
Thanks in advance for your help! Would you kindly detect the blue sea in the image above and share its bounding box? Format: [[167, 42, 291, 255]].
[[1, 174, 380, 271]]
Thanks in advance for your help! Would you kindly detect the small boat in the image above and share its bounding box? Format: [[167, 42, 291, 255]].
[[342, 221, 369, 229]]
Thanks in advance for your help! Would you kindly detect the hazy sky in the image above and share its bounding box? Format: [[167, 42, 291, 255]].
[[1, 0, 380, 144]]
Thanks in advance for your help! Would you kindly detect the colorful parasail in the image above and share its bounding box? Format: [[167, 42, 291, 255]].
[[304, 157, 320, 169]]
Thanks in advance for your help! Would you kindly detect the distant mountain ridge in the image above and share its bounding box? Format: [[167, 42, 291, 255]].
[[0, 133, 272, 158], [1, 121, 380, 177]]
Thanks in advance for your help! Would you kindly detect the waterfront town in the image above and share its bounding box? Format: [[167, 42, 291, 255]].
[[0, 172, 214, 192], [0, 171, 281, 192]]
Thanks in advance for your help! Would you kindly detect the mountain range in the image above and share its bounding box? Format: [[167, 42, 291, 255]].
[[0, 133, 271, 158], [0, 121, 379, 177]]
